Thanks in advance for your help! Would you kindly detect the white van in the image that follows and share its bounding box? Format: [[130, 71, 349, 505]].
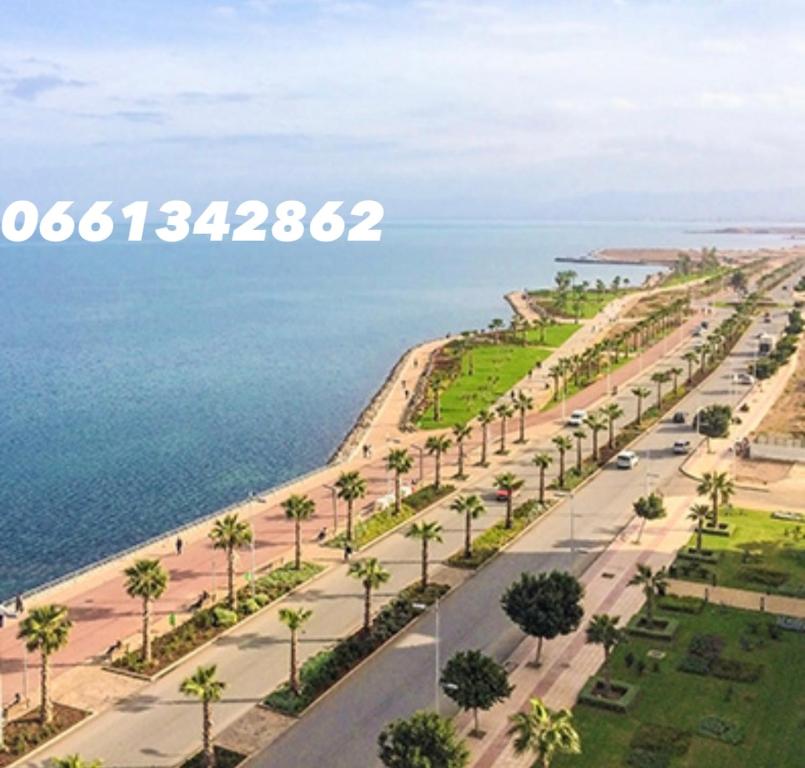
[[567, 409, 587, 427], [616, 450, 639, 469]]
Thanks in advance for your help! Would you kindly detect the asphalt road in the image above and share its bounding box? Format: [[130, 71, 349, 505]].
[[245, 284, 797, 768], [25, 277, 797, 767]]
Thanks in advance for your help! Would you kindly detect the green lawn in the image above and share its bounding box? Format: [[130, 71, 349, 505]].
[[524, 322, 582, 347], [659, 266, 730, 289], [417, 343, 555, 429], [673, 507, 805, 597], [530, 290, 623, 319], [555, 604, 805, 768]]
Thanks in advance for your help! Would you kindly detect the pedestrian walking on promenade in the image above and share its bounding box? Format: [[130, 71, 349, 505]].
[[176, 536, 184, 555], [15, 593, 24, 614], [343, 542, 353, 562]]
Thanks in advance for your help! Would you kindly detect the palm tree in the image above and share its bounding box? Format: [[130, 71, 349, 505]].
[[515, 391, 534, 443], [124, 558, 169, 664], [586, 614, 622, 694], [696, 470, 735, 527], [532, 452, 553, 505], [49, 757, 103, 768], [548, 364, 562, 401], [496, 402, 515, 453], [669, 365, 684, 395], [688, 503, 711, 553], [406, 520, 443, 587], [209, 513, 253, 606], [583, 412, 607, 462], [650, 370, 671, 410], [335, 470, 367, 543], [281, 494, 315, 569], [18, 605, 72, 724], [278, 607, 312, 695], [452, 422, 472, 479], [451, 494, 485, 558], [508, 698, 581, 768], [572, 428, 586, 474], [631, 386, 650, 425], [430, 374, 447, 422], [494, 472, 524, 529], [601, 402, 623, 449], [349, 557, 391, 630], [628, 564, 668, 624], [425, 434, 452, 489], [386, 448, 414, 514], [477, 409, 495, 466], [551, 435, 572, 488], [682, 350, 698, 383], [180, 665, 225, 768]]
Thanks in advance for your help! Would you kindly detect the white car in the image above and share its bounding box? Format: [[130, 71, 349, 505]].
[[567, 409, 587, 427], [374, 485, 412, 512], [733, 372, 755, 385], [673, 440, 692, 455], [616, 450, 639, 469]]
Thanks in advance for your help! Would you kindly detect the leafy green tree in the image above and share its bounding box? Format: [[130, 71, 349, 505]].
[[209, 513, 253, 605], [379, 710, 469, 768], [407, 520, 443, 588], [124, 558, 169, 664], [508, 698, 581, 768], [494, 472, 524, 529], [551, 435, 572, 488], [441, 650, 513, 735], [694, 404, 733, 439], [452, 423, 472, 479], [451, 494, 485, 559], [515, 391, 534, 443], [430, 374, 448, 422], [532, 452, 553, 505], [501, 571, 584, 665], [697, 470, 735, 526], [496, 402, 515, 454], [583, 412, 607, 462], [477, 409, 495, 466], [631, 385, 651, 425], [281, 494, 315, 569], [426, 434, 452, 489], [628, 564, 668, 624], [632, 492, 666, 542], [336, 470, 367, 543], [688, 503, 711, 553], [349, 557, 391, 630], [386, 448, 414, 514], [601, 402, 623, 449], [18, 605, 72, 724], [585, 614, 623, 694], [278, 607, 312, 695], [180, 665, 225, 768]]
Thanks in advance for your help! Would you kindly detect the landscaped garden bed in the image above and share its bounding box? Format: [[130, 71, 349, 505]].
[[264, 582, 449, 716], [111, 561, 323, 676], [0, 703, 89, 767], [327, 483, 455, 550], [626, 614, 679, 641], [446, 499, 546, 569], [701, 522, 734, 538], [181, 746, 246, 767], [676, 548, 720, 564], [577, 677, 639, 714], [553, 603, 803, 768]]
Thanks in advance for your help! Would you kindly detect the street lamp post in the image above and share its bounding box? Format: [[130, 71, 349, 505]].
[[250, 537, 257, 600], [323, 484, 339, 533], [411, 445, 424, 485]]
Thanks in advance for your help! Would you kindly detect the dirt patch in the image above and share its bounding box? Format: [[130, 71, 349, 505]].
[[757, 343, 805, 439], [734, 457, 793, 485]]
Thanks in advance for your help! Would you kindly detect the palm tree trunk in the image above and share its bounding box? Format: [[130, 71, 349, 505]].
[[435, 453, 441, 489], [637, 396, 643, 424], [535, 636, 543, 664], [505, 496, 513, 529], [143, 596, 152, 664], [539, 469, 545, 504], [481, 425, 488, 465], [364, 585, 372, 630], [519, 411, 526, 442], [608, 421, 614, 449], [394, 473, 402, 514], [290, 629, 298, 694], [421, 540, 428, 588], [500, 419, 507, 453], [294, 519, 302, 569], [559, 453, 565, 487], [40, 652, 51, 725], [696, 524, 703, 552], [227, 549, 235, 607], [473, 707, 479, 735], [576, 439, 582, 472], [347, 499, 354, 542], [592, 432, 599, 462], [712, 490, 719, 527], [457, 443, 465, 477], [464, 512, 472, 557], [203, 700, 214, 768]]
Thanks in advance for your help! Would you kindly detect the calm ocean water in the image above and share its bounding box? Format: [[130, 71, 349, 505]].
[[0, 221, 791, 598]]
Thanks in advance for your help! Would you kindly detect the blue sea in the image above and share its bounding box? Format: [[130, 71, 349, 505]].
[[0, 221, 792, 598]]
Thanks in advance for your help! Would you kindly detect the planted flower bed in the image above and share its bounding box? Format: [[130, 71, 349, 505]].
[[112, 561, 323, 676], [626, 615, 679, 641], [264, 582, 448, 716], [578, 677, 639, 714], [0, 704, 89, 767], [328, 484, 455, 550], [446, 499, 545, 569]]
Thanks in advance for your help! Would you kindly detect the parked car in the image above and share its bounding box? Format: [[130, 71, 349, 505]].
[[495, 487, 520, 502], [672, 411, 687, 424], [567, 409, 587, 427], [374, 485, 412, 511], [673, 440, 691, 455], [616, 450, 639, 469], [733, 372, 755, 385]]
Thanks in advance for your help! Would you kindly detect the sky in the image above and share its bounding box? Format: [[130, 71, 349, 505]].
[[2, 0, 805, 219]]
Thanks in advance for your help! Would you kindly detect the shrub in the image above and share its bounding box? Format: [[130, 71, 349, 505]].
[[626, 749, 671, 768], [698, 715, 745, 745], [688, 633, 725, 661], [677, 654, 711, 676], [693, 404, 732, 438], [657, 595, 704, 614], [737, 565, 789, 587], [711, 657, 763, 683], [630, 723, 691, 757], [213, 607, 238, 627]]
